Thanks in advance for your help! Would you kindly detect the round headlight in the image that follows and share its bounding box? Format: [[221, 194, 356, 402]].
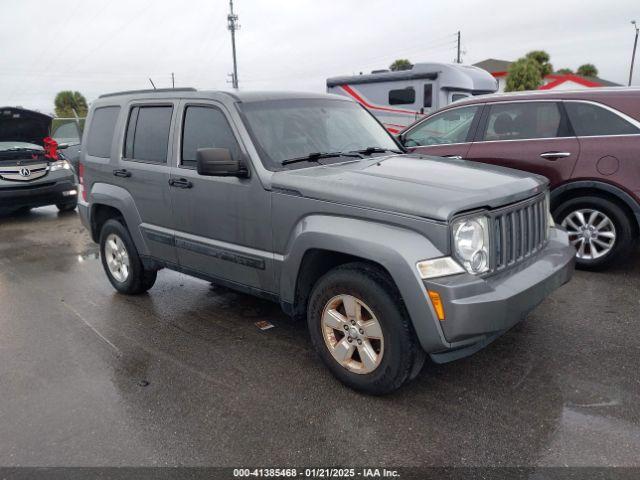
[[453, 217, 490, 274]]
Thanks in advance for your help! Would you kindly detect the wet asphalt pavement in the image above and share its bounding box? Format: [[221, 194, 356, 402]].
[[0, 206, 639, 467]]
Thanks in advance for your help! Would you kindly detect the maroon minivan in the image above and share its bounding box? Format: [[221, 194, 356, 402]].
[[398, 88, 640, 270]]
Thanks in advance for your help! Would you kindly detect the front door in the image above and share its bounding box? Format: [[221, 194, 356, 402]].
[[168, 101, 274, 293], [403, 104, 482, 159], [465, 101, 579, 187]]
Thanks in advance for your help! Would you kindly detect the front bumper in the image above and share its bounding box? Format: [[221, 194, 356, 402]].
[[0, 179, 77, 210], [425, 228, 575, 362]]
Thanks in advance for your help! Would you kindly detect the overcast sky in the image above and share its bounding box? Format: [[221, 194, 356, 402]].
[[1, 0, 638, 114]]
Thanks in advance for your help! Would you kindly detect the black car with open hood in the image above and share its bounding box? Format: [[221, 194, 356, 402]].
[[0, 107, 78, 214]]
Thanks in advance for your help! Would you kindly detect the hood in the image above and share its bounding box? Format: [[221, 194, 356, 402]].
[[271, 154, 547, 221], [0, 107, 52, 147]]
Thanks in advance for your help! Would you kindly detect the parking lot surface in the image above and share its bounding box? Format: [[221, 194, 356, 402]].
[[1, 206, 639, 467]]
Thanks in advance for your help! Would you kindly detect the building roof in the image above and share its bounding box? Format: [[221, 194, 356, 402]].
[[472, 58, 512, 74]]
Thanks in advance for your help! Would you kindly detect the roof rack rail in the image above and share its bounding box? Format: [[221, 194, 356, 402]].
[[99, 87, 197, 99]]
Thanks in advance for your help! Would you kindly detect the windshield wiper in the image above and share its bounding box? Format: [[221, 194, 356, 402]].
[[350, 147, 404, 155], [2, 147, 42, 152], [281, 151, 362, 166]]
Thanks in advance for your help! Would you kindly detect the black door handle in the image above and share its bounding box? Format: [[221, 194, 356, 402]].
[[113, 169, 131, 178], [169, 178, 193, 189]]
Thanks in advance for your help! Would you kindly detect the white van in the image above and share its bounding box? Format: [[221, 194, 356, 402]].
[[326, 62, 498, 132]]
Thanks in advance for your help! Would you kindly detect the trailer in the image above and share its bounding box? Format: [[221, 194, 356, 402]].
[[327, 62, 498, 132]]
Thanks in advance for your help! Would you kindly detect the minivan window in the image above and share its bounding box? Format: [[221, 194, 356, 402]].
[[86, 106, 120, 158], [565, 102, 640, 137], [483, 102, 565, 141], [181, 106, 241, 169], [404, 106, 479, 147], [124, 105, 173, 163], [389, 87, 415, 105]]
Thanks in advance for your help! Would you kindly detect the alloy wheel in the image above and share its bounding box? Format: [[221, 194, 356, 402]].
[[104, 233, 131, 282], [321, 294, 384, 374], [561, 208, 617, 261]]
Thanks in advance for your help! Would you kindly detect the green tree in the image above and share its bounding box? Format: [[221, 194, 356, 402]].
[[505, 57, 544, 92], [557, 68, 574, 74], [54, 91, 88, 118], [389, 59, 412, 71], [577, 63, 598, 77], [525, 50, 553, 76]]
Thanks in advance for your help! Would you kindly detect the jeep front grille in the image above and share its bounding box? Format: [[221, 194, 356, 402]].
[[0, 163, 48, 182], [492, 194, 548, 272]]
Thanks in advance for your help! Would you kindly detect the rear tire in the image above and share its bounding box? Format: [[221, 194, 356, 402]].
[[307, 262, 423, 395], [554, 196, 634, 271], [99, 219, 157, 294]]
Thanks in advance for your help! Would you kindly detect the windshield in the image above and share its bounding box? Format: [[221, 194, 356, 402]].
[[238, 99, 399, 170]]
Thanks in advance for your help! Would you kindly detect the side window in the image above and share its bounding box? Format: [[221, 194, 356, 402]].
[[181, 106, 242, 169], [404, 106, 479, 147], [86, 106, 120, 158], [482, 102, 565, 141], [124, 105, 173, 163], [423, 84, 433, 108], [389, 87, 415, 105], [451, 93, 470, 103], [565, 102, 640, 137]]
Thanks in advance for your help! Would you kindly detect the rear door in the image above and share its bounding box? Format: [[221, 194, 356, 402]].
[[465, 101, 579, 187], [402, 104, 483, 159], [111, 101, 178, 263]]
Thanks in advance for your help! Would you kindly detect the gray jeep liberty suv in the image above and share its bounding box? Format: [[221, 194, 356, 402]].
[[78, 88, 575, 394]]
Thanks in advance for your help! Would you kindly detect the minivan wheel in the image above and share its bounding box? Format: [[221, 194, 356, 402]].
[[554, 196, 634, 270], [99, 219, 157, 294], [307, 263, 423, 395]]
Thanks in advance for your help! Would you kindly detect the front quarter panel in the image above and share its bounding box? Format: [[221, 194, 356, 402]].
[[278, 209, 452, 352]]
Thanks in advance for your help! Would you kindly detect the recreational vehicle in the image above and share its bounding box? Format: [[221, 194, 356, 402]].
[[327, 62, 498, 132]]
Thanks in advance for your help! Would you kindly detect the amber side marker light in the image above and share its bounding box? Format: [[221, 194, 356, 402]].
[[428, 291, 445, 321]]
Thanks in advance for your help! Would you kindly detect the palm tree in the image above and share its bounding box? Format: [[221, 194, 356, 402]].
[[54, 91, 88, 118], [577, 64, 598, 78], [389, 59, 412, 71]]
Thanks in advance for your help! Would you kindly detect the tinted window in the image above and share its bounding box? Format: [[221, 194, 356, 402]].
[[451, 93, 469, 103], [389, 87, 415, 105], [86, 106, 120, 158], [124, 105, 173, 163], [181, 106, 241, 168], [483, 102, 565, 141], [405, 106, 479, 146], [423, 84, 433, 108], [565, 102, 640, 137]]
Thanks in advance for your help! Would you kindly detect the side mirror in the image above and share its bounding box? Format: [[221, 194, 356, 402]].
[[196, 148, 248, 177]]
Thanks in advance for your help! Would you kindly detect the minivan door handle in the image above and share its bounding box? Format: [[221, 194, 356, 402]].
[[113, 168, 131, 178], [540, 152, 571, 160], [168, 178, 193, 189]]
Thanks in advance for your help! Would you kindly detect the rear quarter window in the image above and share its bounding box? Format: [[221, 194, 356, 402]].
[[86, 106, 120, 158], [565, 102, 640, 137]]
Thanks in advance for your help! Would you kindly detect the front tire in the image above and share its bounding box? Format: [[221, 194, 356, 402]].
[[307, 263, 423, 395], [99, 219, 157, 294], [554, 196, 634, 271], [57, 200, 77, 212]]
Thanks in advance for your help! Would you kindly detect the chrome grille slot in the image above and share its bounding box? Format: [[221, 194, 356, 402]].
[[0, 162, 48, 182], [492, 194, 548, 272]]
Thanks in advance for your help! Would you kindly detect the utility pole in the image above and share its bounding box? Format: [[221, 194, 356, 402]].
[[171, 72, 175, 88], [630, 21, 639, 86], [228, 0, 240, 89], [456, 31, 461, 64]]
